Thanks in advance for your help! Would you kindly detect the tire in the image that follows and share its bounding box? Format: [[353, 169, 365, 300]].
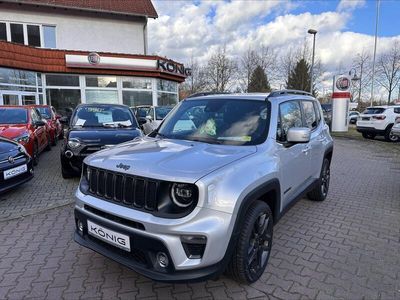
[[226, 201, 273, 284], [45, 134, 52, 151], [384, 126, 399, 142], [362, 132, 375, 139], [308, 157, 331, 201], [32, 142, 39, 166], [61, 156, 75, 179]]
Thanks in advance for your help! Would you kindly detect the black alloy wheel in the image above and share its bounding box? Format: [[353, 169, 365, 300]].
[[308, 157, 331, 201]]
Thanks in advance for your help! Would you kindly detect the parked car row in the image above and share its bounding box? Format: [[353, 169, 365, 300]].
[[131, 105, 174, 134], [0, 104, 64, 193]]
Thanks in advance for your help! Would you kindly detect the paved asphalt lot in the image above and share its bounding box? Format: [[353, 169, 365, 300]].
[[0, 138, 399, 299]]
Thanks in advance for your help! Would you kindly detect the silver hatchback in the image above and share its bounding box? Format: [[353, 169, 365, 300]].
[[74, 90, 333, 284]]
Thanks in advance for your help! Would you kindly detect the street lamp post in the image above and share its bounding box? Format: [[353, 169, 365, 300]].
[[308, 29, 317, 95]]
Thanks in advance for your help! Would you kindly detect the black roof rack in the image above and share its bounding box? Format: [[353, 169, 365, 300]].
[[268, 89, 312, 98], [186, 92, 230, 98]]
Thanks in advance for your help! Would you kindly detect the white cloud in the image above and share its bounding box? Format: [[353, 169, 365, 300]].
[[337, 0, 366, 12], [148, 0, 400, 98]]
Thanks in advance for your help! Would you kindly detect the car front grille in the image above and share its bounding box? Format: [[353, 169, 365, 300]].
[[87, 166, 159, 211]]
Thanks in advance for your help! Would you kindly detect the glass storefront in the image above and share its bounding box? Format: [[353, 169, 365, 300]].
[[0, 67, 179, 112]]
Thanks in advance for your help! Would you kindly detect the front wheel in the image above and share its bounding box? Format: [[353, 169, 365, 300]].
[[226, 201, 273, 284], [308, 158, 331, 201], [385, 126, 399, 142], [32, 142, 39, 166]]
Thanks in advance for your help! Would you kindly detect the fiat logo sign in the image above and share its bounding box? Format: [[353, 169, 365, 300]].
[[88, 52, 101, 65], [8, 156, 15, 164], [336, 76, 350, 91]]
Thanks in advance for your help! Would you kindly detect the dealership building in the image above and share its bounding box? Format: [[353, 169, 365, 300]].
[[0, 0, 188, 114]]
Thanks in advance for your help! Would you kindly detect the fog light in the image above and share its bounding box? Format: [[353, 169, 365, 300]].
[[77, 220, 84, 233], [156, 252, 169, 268]]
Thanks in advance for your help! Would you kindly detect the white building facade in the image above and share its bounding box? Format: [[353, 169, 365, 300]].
[[0, 0, 188, 113]]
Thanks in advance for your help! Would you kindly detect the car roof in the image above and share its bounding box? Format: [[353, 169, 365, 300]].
[[185, 91, 315, 102], [76, 103, 129, 109]]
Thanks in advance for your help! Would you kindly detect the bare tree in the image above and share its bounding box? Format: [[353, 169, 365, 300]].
[[258, 46, 278, 83], [239, 48, 259, 92], [184, 56, 207, 95], [351, 50, 372, 102], [205, 46, 238, 92], [376, 42, 400, 104]]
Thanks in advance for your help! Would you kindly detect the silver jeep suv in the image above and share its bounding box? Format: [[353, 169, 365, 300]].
[[74, 90, 333, 284]]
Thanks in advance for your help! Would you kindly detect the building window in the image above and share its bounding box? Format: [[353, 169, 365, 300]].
[[122, 77, 152, 89], [43, 25, 56, 48], [86, 76, 117, 88], [0, 23, 6, 41], [157, 92, 178, 106], [0, 67, 36, 85], [86, 90, 118, 104], [46, 74, 79, 86], [10, 23, 24, 44], [46, 89, 81, 116], [122, 91, 152, 107], [27, 25, 41, 47], [157, 79, 177, 92]]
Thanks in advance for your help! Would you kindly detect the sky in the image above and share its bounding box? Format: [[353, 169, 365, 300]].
[[147, 0, 400, 96]]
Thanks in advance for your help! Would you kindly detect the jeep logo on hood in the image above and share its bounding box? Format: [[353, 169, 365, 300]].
[[116, 163, 130, 171]]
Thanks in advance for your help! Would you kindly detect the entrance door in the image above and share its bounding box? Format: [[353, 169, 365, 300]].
[[0, 92, 37, 105]]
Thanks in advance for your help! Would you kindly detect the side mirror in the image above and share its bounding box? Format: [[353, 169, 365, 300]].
[[59, 116, 70, 125], [287, 127, 311, 143], [138, 117, 147, 126], [34, 120, 46, 127]]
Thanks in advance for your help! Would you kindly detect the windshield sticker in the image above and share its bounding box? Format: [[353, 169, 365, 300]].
[[218, 136, 252, 142], [86, 107, 106, 113], [75, 118, 86, 126], [96, 113, 113, 123], [199, 118, 216, 136]]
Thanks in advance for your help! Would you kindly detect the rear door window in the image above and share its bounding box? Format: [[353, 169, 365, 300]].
[[363, 108, 386, 114]]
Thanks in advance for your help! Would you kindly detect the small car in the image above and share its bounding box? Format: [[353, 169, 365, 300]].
[[74, 90, 333, 284], [348, 111, 360, 124], [33, 105, 63, 145], [133, 105, 174, 134], [0, 136, 34, 194], [60, 103, 143, 178], [390, 116, 400, 138], [0, 106, 50, 165]]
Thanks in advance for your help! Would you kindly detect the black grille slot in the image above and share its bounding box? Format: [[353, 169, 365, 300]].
[[87, 167, 159, 212]]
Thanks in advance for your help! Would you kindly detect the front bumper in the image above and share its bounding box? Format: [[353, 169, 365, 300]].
[[0, 160, 34, 193], [74, 189, 235, 282]]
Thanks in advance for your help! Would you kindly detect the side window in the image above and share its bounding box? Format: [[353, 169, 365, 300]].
[[30, 110, 39, 123], [313, 101, 321, 124], [302, 101, 317, 130], [277, 101, 302, 142], [394, 107, 400, 114], [148, 108, 155, 119]]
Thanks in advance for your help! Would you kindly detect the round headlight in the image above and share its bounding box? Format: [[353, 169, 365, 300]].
[[171, 183, 197, 207], [68, 139, 81, 148]]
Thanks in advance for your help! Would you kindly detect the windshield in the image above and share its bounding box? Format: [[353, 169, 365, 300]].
[[156, 99, 270, 145], [71, 106, 137, 128], [155, 107, 172, 120], [0, 108, 28, 124], [363, 108, 386, 115], [36, 107, 52, 119]]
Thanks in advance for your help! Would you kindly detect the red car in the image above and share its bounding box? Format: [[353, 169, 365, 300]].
[[0, 106, 51, 165], [31, 105, 63, 145]]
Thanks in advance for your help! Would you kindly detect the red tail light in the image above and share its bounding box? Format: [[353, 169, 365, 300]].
[[372, 115, 386, 120]]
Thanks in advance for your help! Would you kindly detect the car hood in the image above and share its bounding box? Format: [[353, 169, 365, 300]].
[[68, 127, 142, 145], [0, 138, 18, 157], [85, 137, 257, 183], [0, 124, 28, 140]]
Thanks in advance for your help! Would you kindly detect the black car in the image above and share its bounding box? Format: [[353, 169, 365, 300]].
[[60, 104, 143, 178], [0, 137, 34, 193]]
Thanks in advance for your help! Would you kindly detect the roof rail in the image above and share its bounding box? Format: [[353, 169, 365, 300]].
[[268, 89, 312, 98], [186, 92, 230, 98]]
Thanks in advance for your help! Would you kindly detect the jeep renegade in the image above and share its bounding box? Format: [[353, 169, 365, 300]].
[[74, 90, 333, 283]]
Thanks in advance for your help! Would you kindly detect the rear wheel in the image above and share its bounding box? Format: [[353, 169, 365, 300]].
[[385, 126, 399, 142], [308, 157, 331, 201], [45, 134, 52, 151], [362, 132, 375, 139], [32, 142, 39, 166], [226, 201, 273, 284]]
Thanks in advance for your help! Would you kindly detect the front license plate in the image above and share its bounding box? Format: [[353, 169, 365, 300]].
[[87, 220, 131, 252], [4, 164, 27, 180]]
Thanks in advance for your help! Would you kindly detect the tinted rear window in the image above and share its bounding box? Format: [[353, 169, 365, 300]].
[[363, 108, 386, 114]]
